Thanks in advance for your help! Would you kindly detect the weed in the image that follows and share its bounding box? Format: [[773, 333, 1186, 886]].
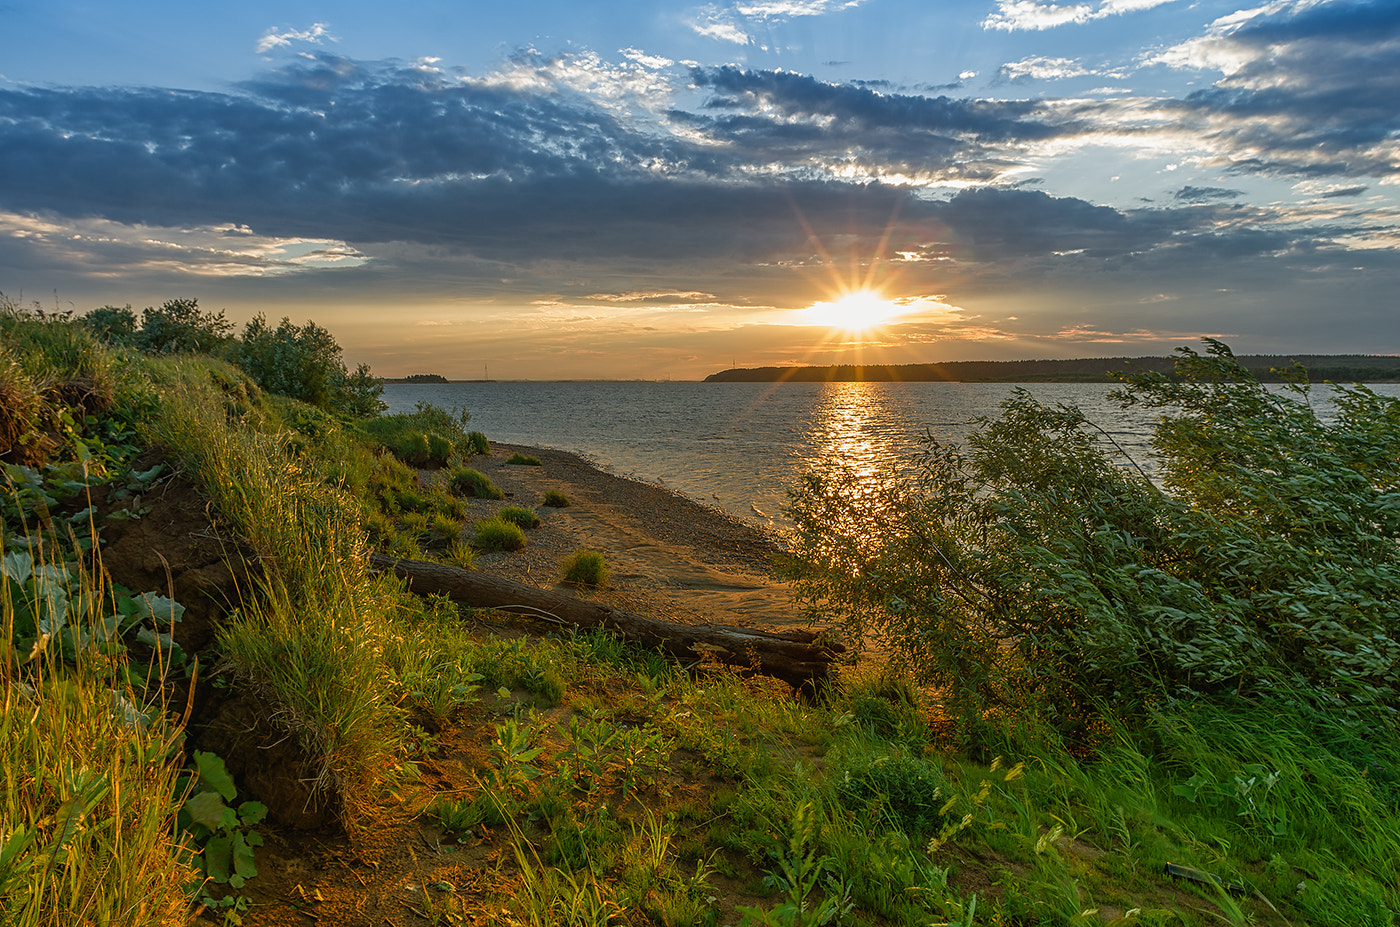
[[507, 452, 542, 466], [466, 431, 489, 455], [177, 751, 269, 903], [542, 489, 571, 507]]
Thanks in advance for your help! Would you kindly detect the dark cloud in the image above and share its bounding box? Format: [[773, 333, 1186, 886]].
[[1174, 0, 1400, 180], [1319, 185, 1369, 199], [1173, 186, 1243, 203]]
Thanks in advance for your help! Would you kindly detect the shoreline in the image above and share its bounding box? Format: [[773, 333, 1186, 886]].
[[430, 442, 810, 631]]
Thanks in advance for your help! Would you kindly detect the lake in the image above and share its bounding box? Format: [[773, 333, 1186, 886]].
[[381, 380, 1400, 533]]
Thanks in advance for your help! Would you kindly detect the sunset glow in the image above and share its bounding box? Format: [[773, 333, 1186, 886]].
[[800, 290, 905, 333]]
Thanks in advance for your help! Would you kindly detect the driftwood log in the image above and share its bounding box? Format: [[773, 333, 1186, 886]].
[[369, 554, 844, 692]]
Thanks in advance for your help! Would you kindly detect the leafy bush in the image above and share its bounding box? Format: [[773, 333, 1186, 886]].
[[788, 340, 1400, 734], [132, 297, 231, 355], [499, 506, 541, 529], [450, 467, 504, 499], [233, 314, 384, 416], [506, 452, 541, 466], [80, 305, 138, 344], [473, 517, 526, 552], [562, 549, 608, 586], [542, 490, 571, 508], [467, 431, 490, 455]]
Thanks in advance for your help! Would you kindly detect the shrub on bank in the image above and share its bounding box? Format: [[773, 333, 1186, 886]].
[[542, 490, 571, 508], [505, 452, 541, 466]]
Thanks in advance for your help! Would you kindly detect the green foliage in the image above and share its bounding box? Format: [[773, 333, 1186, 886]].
[[542, 489, 571, 507], [499, 505, 542, 529], [80, 305, 138, 344], [506, 452, 542, 466], [450, 467, 504, 499], [473, 517, 527, 552], [178, 751, 268, 895], [788, 339, 1400, 736], [835, 751, 948, 834], [132, 297, 232, 355], [233, 313, 385, 416], [562, 549, 608, 586], [467, 431, 490, 455], [360, 403, 474, 467]]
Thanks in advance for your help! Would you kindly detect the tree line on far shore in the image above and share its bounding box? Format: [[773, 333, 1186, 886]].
[[706, 354, 1400, 383]]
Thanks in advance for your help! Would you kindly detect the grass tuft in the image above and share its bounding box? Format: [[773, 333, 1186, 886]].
[[499, 505, 542, 529], [506, 452, 542, 466], [541, 490, 571, 508], [561, 549, 608, 586], [473, 517, 527, 552], [449, 467, 504, 499]]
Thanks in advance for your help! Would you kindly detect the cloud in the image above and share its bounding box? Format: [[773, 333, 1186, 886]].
[[1143, 1, 1400, 178], [733, 0, 867, 17], [1173, 186, 1244, 203], [256, 23, 336, 55], [689, 5, 751, 43], [982, 0, 1180, 32], [997, 56, 1093, 81], [688, 0, 871, 45]]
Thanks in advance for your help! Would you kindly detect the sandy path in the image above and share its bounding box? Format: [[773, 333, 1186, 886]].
[[426, 443, 811, 630]]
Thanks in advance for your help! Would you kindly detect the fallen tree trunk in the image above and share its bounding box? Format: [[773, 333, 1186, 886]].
[[369, 554, 843, 692]]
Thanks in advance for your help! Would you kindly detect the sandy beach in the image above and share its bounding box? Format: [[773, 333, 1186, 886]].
[[426, 442, 812, 631]]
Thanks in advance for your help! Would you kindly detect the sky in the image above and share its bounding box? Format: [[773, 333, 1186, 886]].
[[1, 0, 1398, 379]]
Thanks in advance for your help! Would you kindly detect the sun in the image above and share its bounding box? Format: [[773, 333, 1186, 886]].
[[800, 289, 903, 333]]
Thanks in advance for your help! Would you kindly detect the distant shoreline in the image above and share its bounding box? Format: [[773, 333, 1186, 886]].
[[703, 354, 1400, 384], [378, 354, 1400, 385]]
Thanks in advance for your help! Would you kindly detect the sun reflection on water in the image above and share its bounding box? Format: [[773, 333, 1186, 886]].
[[804, 382, 917, 487]]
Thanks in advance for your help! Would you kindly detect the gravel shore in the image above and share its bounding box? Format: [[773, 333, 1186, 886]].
[[425, 443, 809, 630]]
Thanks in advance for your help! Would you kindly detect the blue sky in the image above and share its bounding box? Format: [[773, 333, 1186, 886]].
[[2, 0, 1397, 378]]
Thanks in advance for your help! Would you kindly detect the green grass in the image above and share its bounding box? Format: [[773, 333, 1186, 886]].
[[506, 452, 542, 466], [449, 466, 504, 499], [561, 549, 608, 586], [473, 516, 527, 551], [542, 489, 571, 507]]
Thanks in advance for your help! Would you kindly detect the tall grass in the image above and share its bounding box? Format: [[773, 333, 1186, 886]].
[[141, 358, 417, 830], [2, 526, 195, 924]]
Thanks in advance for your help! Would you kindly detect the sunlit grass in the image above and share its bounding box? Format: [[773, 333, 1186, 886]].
[[1, 523, 195, 924]]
